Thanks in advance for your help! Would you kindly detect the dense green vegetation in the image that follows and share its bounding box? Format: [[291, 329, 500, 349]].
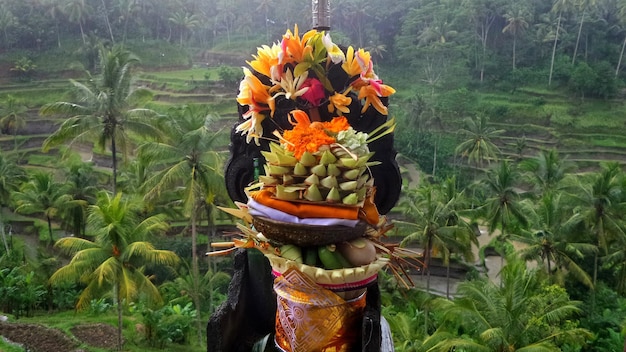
[[0, 0, 626, 351]]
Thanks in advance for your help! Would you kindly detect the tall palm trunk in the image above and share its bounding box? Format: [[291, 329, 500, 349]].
[[446, 261, 451, 299], [115, 282, 123, 351], [191, 208, 203, 346], [425, 239, 432, 293], [512, 34, 517, 70], [111, 126, 118, 195], [548, 12, 562, 86], [46, 215, 54, 246], [79, 22, 86, 45], [100, 0, 115, 43], [572, 10, 586, 65], [615, 35, 626, 77]]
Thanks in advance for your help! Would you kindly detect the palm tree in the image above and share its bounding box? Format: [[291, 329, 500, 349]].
[[40, 0, 64, 48], [0, 5, 16, 49], [502, 5, 530, 70], [519, 148, 573, 197], [138, 105, 225, 345], [515, 192, 594, 288], [0, 94, 27, 152], [116, 0, 140, 44], [0, 154, 26, 253], [549, 0, 575, 86], [168, 10, 201, 47], [159, 268, 230, 314], [61, 159, 99, 238], [62, 0, 92, 44], [41, 46, 162, 194], [568, 162, 625, 312], [49, 191, 179, 351], [616, 0, 626, 76], [396, 181, 475, 295], [13, 172, 74, 246], [572, 0, 598, 65], [455, 115, 503, 173], [479, 160, 528, 274], [425, 259, 591, 351], [0, 154, 26, 209]]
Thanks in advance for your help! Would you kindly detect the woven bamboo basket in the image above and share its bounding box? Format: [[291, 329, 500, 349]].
[[252, 216, 367, 246]]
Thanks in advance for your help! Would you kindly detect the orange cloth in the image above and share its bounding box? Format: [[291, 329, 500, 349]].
[[251, 190, 360, 220]]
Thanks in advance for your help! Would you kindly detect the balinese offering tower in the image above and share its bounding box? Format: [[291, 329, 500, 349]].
[[208, 0, 401, 351]]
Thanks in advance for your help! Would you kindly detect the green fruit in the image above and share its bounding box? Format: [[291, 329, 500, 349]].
[[326, 187, 341, 202], [283, 174, 294, 185], [339, 158, 358, 168], [299, 152, 317, 167], [356, 186, 367, 200], [304, 184, 323, 201], [320, 175, 338, 189], [303, 247, 318, 266], [261, 151, 280, 165], [304, 173, 320, 185], [327, 163, 341, 177], [332, 248, 353, 268], [318, 245, 342, 269], [342, 193, 359, 205], [343, 169, 360, 180], [293, 162, 308, 176], [280, 244, 303, 264], [357, 174, 370, 188], [275, 185, 301, 201], [310, 164, 327, 177], [258, 175, 278, 185], [268, 165, 291, 176], [276, 153, 298, 166], [339, 180, 358, 191], [356, 152, 375, 167], [320, 150, 338, 165]]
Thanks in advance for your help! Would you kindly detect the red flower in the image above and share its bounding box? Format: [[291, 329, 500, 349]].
[[300, 78, 326, 107]]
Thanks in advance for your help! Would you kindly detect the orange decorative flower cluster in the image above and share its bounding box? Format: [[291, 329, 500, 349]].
[[282, 110, 350, 158], [236, 25, 395, 145]]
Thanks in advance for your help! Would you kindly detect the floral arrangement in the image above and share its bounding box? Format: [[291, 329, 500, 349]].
[[235, 25, 396, 145], [257, 109, 394, 206]]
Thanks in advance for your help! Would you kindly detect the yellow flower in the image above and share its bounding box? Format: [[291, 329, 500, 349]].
[[247, 44, 281, 78], [328, 89, 352, 115], [342, 46, 372, 78]]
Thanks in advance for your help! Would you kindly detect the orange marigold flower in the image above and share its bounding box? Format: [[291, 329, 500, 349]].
[[323, 116, 350, 132], [282, 110, 338, 158]]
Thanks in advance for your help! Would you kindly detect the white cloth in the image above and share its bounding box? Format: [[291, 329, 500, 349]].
[[247, 199, 360, 227]]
